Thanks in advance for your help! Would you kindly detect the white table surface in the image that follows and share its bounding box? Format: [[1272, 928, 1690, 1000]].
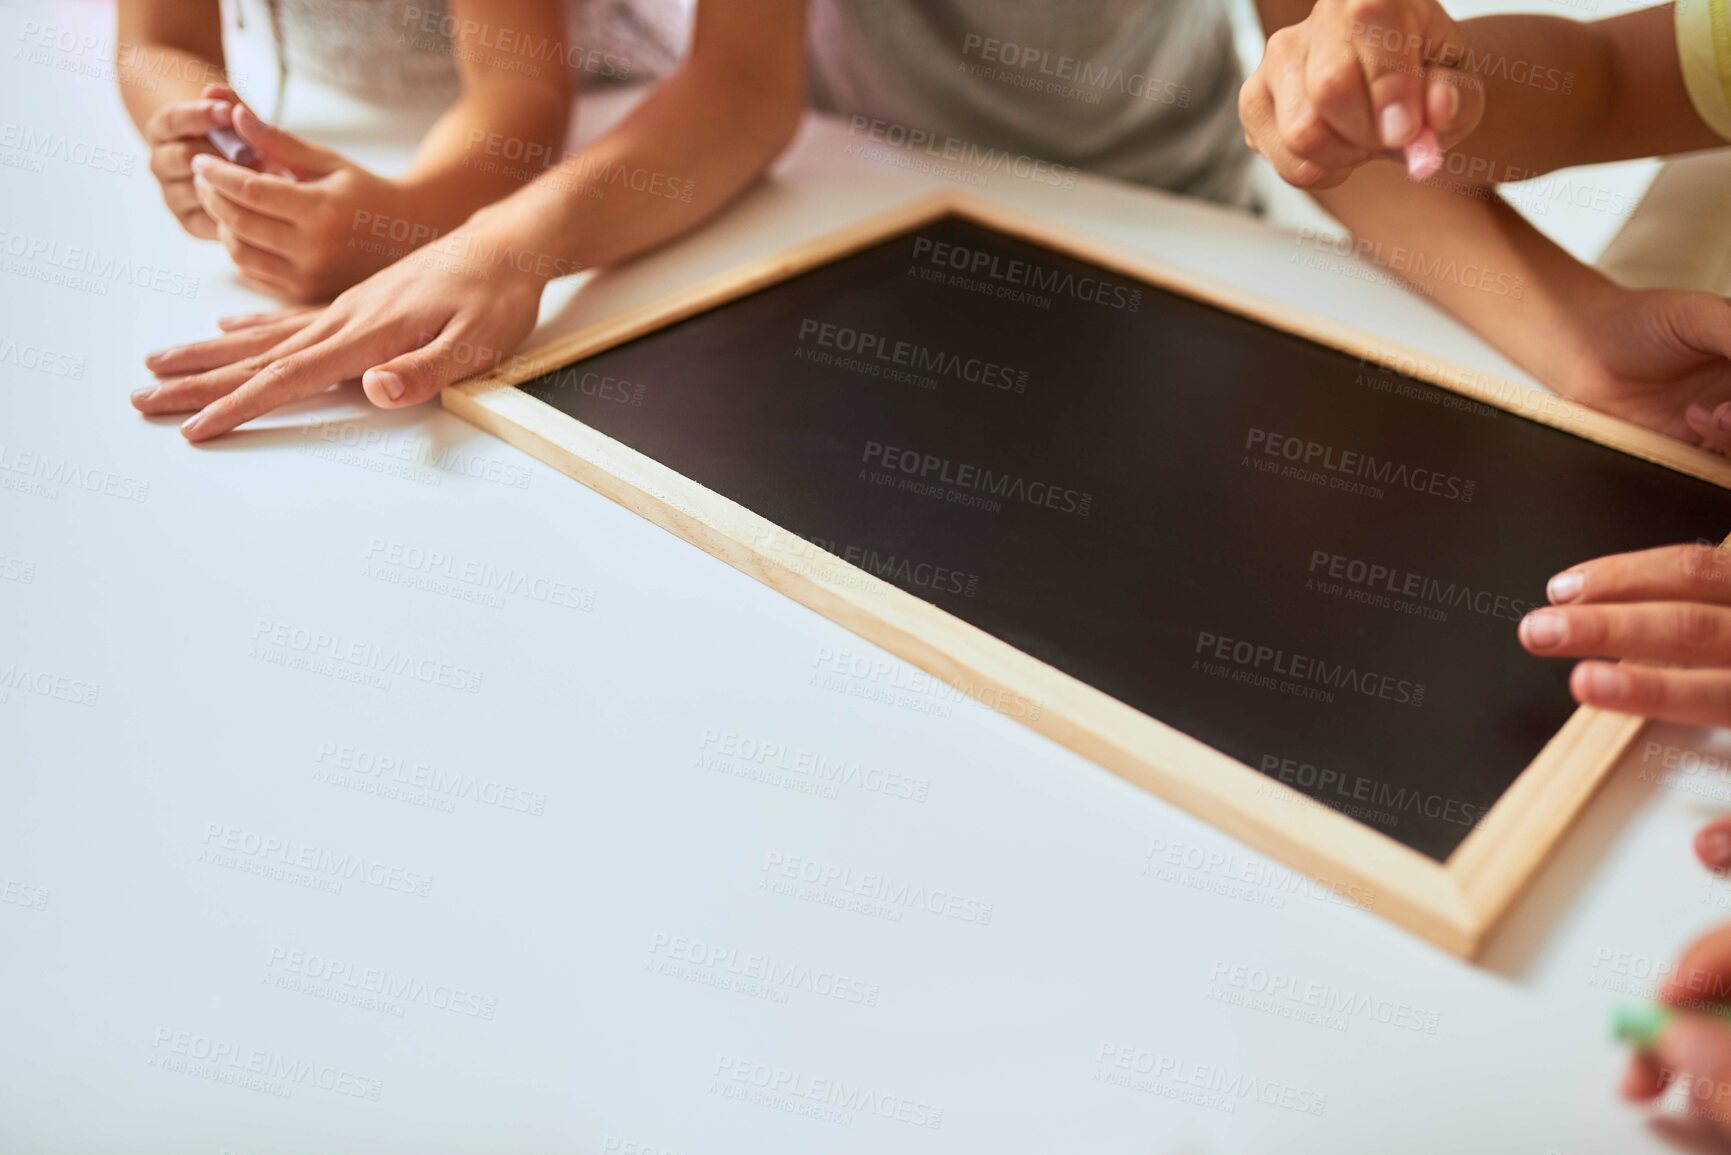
[[6, 4, 1731, 1153]]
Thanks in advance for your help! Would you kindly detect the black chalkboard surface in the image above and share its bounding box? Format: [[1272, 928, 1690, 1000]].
[[519, 215, 1731, 863]]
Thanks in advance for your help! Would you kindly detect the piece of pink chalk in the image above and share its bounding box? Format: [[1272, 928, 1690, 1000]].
[[1403, 127, 1442, 182]]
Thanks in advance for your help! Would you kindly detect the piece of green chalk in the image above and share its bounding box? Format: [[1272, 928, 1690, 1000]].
[[1613, 1003, 1674, 1049]]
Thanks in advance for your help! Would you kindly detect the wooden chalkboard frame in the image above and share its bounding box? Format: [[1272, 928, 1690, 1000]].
[[444, 190, 1731, 958]]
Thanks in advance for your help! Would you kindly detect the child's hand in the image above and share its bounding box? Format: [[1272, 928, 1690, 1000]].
[[1518, 544, 1731, 726], [143, 86, 234, 239], [1561, 287, 1731, 447], [1239, 0, 1484, 188], [189, 99, 447, 303], [1625, 924, 1731, 1129], [131, 222, 547, 440]]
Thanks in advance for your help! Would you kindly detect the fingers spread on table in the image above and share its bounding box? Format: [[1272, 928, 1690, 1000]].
[[138, 316, 337, 417], [180, 322, 403, 441], [1520, 601, 1731, 664], [1567, 662, 1731, 727], [1545, 545, 1731, 609], [144, 313, 314, 377]]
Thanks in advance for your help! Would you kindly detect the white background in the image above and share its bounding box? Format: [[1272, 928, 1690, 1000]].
[[3, 2, 1728, 1153]]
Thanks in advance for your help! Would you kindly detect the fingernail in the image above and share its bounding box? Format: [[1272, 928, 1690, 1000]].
[[1579, 663, 1629, 702], [180, 413, 205, 438], [1547, 570, 1584, 604], [191, 153, 212, 173], [144, 346, 175, 364], [1521, 610, 1567, 649], [370, 370, 406, 402], [1379, 104, 1414, 148], [1699, 828, 1731, 871], [210, 101, 232, 125], [1716, 404, 1731, 434], [1443, 84, 1461, 126], [1689, 403, 1714, 430], [130, 386, 157, 406]]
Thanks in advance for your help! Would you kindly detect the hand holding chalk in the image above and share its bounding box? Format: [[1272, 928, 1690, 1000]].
[[205, 126, 259, 170]]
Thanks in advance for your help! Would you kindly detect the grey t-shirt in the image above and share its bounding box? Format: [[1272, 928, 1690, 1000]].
[[807, 0, 1255, 207]]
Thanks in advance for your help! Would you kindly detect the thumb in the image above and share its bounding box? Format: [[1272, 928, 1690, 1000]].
[[232, 103, 340, 180], [1654, 1017, 1731, 1131], [362, 329, 493, 409], [1670, 294, 1731, 363]]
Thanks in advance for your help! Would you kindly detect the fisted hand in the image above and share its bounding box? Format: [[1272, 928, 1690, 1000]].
[[1239, 0, 1485, 188]]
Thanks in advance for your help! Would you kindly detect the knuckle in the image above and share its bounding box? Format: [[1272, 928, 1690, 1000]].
[[1287, 109, 1333, 155], [1673, 603, 1723, 651], [1313, 61, 1363, 109]]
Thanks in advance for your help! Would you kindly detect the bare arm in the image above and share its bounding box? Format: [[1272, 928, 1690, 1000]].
[[395, 0, 573, 223], [465, 0, 807, 276], [1256, 0, 1731, 448], [1445, 7, 1719, 181], [138, 0, 809, 438], [115, 0, 227, 133]]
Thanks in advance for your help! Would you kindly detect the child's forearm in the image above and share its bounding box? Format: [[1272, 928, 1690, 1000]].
[[462, 8, 806, 284], [1311, 163, 1612, 389], [393, 0, 573, 233], [396, 91, 570, 232], [1445, 7, 1716, 182], [114, 0, 227, 136]]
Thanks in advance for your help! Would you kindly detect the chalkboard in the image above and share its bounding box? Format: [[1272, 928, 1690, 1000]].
[[447, 193, 1731, 955]]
